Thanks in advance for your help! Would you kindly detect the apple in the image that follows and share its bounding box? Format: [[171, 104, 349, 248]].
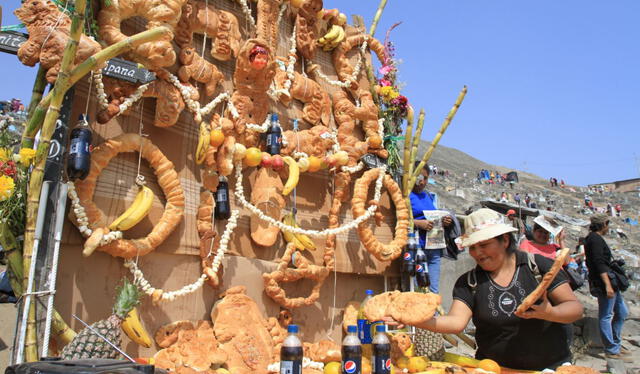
[[271, 155, 285, 170], [261, 152, 272, 168]]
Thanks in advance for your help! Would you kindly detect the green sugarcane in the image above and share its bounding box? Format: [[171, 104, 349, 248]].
[[408, 109, 426, 188], [401, 106, 415, 195], [27, 67, 48, 120]]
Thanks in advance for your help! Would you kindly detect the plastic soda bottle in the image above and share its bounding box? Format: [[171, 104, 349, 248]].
[[214, 175, 231, 219], [372, 325, 391, 374], [67, 114, 92, 180], [401, 232, 417, 291], [342, 325, 362, 374], [266, 113, 282, 155], [415, 247, 431, 289], [280, 324, 303, 374]]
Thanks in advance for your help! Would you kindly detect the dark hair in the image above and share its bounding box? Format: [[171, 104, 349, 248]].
[[495, 233, 517, 254], [533, 223, 545, 232], [589, 222, 607, 232], [414, 161, 430, 174]]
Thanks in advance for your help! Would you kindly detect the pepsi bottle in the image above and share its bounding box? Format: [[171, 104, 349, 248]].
[[67, 114, 92, 180], [214, 175, 231, 219], [342, 325, 362, 374], [280, 324, 303, 374], [266, 113, 282, 155], [401, 232, 417, 292], [372, 325, 391, 374], [415, 247, 430, 289]]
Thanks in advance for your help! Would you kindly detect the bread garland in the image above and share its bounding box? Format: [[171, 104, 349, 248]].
[[68, 133, 185, 258], [263, 242, 330, 309], [515, 248, 570, 315], [351, 168, 410, 261]]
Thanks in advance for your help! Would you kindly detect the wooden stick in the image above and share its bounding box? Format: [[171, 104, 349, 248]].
[[21, 26, 171, 148], [408, 86, 467, 191]]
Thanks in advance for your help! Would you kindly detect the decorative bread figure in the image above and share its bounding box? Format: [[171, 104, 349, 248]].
[[175, 0, 242, 61], [274, 61, 332, 126], [178, 46, 225, 97], [256, 0, 283, 50], [14, 0, 101, 83], [250, 168, 285, 247], [98, 0, 187, 69], [295, 0, 323, 60]]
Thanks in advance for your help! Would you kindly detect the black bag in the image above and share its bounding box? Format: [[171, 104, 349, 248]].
[[608, 259, 630, 292], [563, 265, 584, 290]]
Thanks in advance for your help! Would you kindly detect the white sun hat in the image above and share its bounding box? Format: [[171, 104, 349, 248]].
[[461, 208, 518, 247], [533, 214, 563, 237]]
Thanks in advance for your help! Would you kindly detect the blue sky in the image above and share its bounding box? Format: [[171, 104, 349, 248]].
[[2, 1, 639, 186]]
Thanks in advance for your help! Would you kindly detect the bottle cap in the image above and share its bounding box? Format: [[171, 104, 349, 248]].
[[287, 324, 299, 333], [408, 232, 415, 237], [376, 324, 386, 332], [347, 325, 357, 333], [271, 113, 279, 122], [366, 289, 374, 295]]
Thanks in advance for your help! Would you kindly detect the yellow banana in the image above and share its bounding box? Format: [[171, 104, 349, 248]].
[[109, 184, 154, 231], [427, 361, 456, 369], [294, 232, 316, 251], [319, 24, 342, 44], [195, 122, 211, 165], [442, 352, 479, 367], [403, 343, 414, 357], [121, 307, 152, 348], [282, 156, 299, 195], [327, 26, 346, 49], [282, 212, 315, 251], [282, 213, 298, 243]]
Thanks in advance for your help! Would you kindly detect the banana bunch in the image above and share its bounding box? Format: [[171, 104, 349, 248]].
[[121, 307, 152, 348], [318, 24, 346, 51], [282, 156, 299, 195], [282, 212, 316, 251], [195, 121, 211, 165], [109, 183, 154, 231], [442, 352, 480, 367]]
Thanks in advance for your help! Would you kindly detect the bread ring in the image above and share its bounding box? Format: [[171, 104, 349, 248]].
[[71, 133, 185, 258], [263, 243, 330, 309], [351, 168, 409, 261], [515, 248, 570, 315], [332, 34, 386, 91]]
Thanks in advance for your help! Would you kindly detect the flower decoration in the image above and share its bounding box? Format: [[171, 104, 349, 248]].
[[18, 148, 36, 165], [0, 148, 10, 162], [1, 161, 17, 178], [0, 175, 15, 201]]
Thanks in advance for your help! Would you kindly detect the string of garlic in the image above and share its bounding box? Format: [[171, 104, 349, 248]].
[[94, 71, 150, 115], [267, 358, 324, 373], [308, 37, 369, 88], [234, 162, 386, 237], [236, 0, 256, 27], [67, 181, 122, 245], [124, 210, 240, 302]]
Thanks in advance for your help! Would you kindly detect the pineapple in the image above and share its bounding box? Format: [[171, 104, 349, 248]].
[[414, 328, 445, 361], [61, 278, 140, 360]]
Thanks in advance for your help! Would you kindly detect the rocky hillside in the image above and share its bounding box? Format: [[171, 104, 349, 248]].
[[412, 140, 640, 300]]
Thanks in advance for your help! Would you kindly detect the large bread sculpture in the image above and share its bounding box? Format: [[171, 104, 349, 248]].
[[14, 0, 101, 83]]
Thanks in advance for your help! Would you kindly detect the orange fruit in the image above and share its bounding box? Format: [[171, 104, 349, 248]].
[[209, 129, 225, 147], [478, 359, 501, 374], [407, 356, 428, 373], [362, 357, 372, 374], [323, 361, 340, 374], [368, 135, 383, 148], [307, 156, 322, 172], [244, 147, 262, 167]]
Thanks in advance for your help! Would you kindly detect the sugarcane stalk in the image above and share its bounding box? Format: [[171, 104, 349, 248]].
[[27, 67, 48, 120], [408, 108, 426, 185], [22, 0, 88, 362], [368, 0, 388, 37], [401, 106, 415, 194], [408, 86, 467, 193], [21, 26, 171, 148]]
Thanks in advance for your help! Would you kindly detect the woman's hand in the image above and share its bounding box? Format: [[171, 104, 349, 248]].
[[514, 292, 554, 320], [381, 316, 405, 330]]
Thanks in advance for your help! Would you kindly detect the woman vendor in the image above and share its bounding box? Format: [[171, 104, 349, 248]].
[[386, 209, 583, 370]]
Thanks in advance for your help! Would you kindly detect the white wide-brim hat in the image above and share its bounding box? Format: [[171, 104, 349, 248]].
[[533, 215, 563, 236], [461, 208, 517, 247]]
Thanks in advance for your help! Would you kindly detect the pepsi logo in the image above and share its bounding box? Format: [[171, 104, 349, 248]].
[[385, 358, 392, 369], [403, 253, 412, 260], [415, 264, 424, 273], [344, 360, 357, 373]]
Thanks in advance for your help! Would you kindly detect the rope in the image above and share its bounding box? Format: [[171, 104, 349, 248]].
[[84, 71, 93, 115]]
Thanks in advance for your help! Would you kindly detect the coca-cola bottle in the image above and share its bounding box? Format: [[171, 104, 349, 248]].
[[214, 176, 231, 219], [415, 247, 430, 289], [67, 114, 92, 180], [280, 324, 303, 374]]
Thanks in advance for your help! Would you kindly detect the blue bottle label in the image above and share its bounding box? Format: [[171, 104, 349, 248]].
[[69, 138, 89, 155], [357, 319, 372, 344], [280, 360, 302, 374]]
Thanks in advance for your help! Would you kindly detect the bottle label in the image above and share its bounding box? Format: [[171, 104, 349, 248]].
[[368, 321, 383, 342], [216, 188, 227, 201], [280, 360, 302, 374], [343, 359, 361, 374], [69, 138, 89, 155], [357, 319, 372, 344], [372, 355, 391, 374]]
